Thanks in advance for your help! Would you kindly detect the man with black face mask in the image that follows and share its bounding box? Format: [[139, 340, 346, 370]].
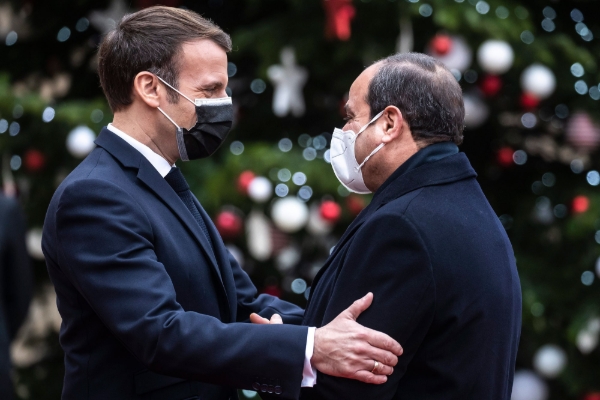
[[41, 6, 403, 400]]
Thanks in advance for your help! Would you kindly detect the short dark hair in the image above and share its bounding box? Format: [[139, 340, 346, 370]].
[[366, 52, 465, 145], [98, 6, 232, 112]]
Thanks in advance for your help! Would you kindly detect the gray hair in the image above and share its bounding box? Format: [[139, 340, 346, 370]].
[[366, 52, 465, 145]]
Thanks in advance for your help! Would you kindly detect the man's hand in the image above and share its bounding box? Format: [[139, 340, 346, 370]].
[[311, 292, 403, 384], [249, 313, 283, 324]]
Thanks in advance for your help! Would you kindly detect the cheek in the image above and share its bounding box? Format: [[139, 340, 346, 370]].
[[354, 132, 368, 162], [344, 121, 361, 133], [181, 103, 197, 126]]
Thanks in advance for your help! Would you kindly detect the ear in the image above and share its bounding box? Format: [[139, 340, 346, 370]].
[[380, 106, 404, 144], [132, 72, 161, 108]]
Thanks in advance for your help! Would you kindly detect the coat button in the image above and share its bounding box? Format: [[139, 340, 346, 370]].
[[252, 382, 260, 391], [274, 386, 282, 395], [261, 384, 268, 392]]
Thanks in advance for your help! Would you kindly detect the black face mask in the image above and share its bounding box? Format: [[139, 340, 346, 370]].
[[156, 76, 233, 161]]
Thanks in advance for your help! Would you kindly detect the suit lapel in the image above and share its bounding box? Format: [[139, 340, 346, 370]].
[[136, 163, 223, 277], [194, 199, 236, 321], [95, 129, 226, 292]]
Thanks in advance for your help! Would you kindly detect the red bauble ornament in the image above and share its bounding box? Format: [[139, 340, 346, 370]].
[[572, 195, 590, 214], [323, 0, 356, 41], [263, 284, 281, 298], [215, 211, 243, 240], [583, 393, 600, 400], [480, 75, 502, 97], [237, 171, 255, 194], [497, 147, 514, 167], [520, 92, 540, 110], [346, 195, 365, 216], [430, 34, 452, 55], [320, 200, 342, 222], [24, 149, 46, 172]]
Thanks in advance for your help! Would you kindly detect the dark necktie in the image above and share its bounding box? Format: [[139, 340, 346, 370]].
[[164, 167, 215, 254]]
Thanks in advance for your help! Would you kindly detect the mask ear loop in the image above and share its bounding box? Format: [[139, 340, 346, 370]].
[[356, 143, 384, 171], [356, 110, 385, 136], [157, 107, 181, 129], [153, 75, 192, 161], [156, 76, 195, 105], [155, 74, 198, 131], [354, 109, 386, 170], [156, 107, 189, 161]]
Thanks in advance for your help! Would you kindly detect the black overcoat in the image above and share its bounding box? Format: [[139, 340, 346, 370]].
[[302, 142, 522, 400]]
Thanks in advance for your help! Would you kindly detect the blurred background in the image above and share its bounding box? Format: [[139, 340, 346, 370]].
[[0, 0, 599, 399]]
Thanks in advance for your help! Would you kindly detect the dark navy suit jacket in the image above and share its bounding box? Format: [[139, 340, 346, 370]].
[[301, 142, 522, 400], [42, 129, 308, 400]]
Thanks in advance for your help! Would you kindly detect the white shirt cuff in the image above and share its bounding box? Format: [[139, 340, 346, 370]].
[[301, 327, 317, 387]]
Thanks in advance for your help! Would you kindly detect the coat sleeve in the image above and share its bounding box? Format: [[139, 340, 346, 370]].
[[303, 210, 435, 400], [2, 197, 33, 340], [228, 251, 304, 325], [54, 178, 307, 399]]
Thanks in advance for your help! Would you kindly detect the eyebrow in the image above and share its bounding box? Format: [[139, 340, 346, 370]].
[[198, 81, 225, 91], [344, 103, 354, 115]]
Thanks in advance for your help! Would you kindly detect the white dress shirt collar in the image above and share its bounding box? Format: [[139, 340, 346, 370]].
[[107, 123, 173, 178]]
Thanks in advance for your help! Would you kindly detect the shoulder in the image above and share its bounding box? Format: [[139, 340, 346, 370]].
[[54, 148, 137, 206], [354, 203, 430, 262], [56, 177, 143, 219]]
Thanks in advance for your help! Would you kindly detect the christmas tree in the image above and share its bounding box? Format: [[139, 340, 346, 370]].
[[1, 0, 599, 398]]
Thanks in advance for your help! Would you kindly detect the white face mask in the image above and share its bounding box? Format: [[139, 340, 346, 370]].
[[330, 110, 385, 194]]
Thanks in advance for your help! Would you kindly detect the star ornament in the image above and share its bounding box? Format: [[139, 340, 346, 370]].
[[267, 47, 308, 118], [323, 0, 355, 41]]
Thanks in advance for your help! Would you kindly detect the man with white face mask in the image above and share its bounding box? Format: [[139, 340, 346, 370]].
[[300, 53, 521, 400], [41, 7, 403, 400]]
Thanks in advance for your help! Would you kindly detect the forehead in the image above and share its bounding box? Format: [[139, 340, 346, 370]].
[[347, 63, 380, 113], [178, 39, 228, 83]]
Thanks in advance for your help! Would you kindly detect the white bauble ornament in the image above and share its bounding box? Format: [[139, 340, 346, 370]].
[[275, 245, 301, 273], [246, 211, 272, 261], [477, 40, 514, 74], [463, 93, 489, 128], [267, 47, 308, 118], [26, 228, 45, 260], [271, 197, 309, 233], [306, 204, 334, 236], [247, 177, 273, 203], [511, 370, 548, 400], [533, 344, 567, 378], [576, 328, 599, 354], [588, 318, 600, 334], [67, 125, 96, 158], [428, 36, 472, 72], [521, 64, 556, 100]]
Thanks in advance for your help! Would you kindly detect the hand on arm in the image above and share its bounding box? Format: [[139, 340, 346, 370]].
[[310, 292, 402, 384], [251, 293, 403, 384]]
